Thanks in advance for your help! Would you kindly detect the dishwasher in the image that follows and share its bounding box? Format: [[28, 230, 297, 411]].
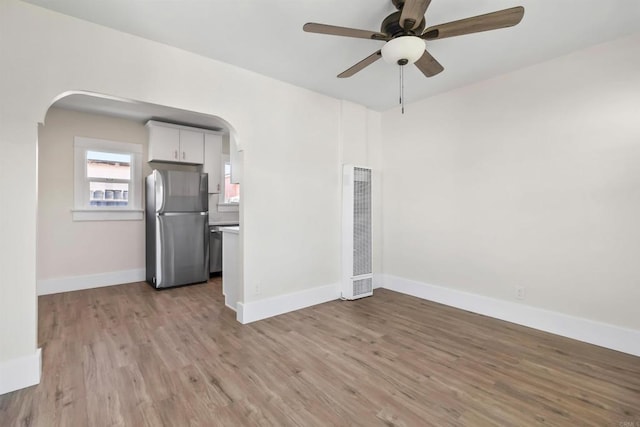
[[210, 225, 238, 274]]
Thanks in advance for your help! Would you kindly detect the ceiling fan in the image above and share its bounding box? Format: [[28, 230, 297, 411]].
[[303, 0, 525, 79]]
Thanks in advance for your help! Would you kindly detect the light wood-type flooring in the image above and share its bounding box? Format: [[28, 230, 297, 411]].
[[1, 278, 639, 426]]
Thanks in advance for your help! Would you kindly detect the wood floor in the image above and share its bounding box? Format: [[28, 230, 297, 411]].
[[1, 279, 639, 426]]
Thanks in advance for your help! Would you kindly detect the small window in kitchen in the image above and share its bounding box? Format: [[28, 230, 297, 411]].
[[223, 160, 240, 204], [73, 137, 143, 221], [217, 154, 239, 212]]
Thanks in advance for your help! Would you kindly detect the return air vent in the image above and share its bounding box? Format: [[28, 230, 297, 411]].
[[353, 277, 373, 297], [342, 165, 373, 300]]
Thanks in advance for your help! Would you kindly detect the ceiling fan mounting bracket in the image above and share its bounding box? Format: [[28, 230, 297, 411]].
[[391, 0, 405, 10]]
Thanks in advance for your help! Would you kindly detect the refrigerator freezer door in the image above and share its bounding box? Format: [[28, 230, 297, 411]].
[[155, 212, 209, 288], [155, 169, 208, 213]]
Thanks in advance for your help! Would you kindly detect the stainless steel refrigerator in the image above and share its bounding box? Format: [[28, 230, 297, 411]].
[[145, 170, 209, 288]]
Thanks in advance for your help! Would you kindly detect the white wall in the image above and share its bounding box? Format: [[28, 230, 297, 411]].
[[339, 101, 384, 282], [381, 33, 640, 331], [38, 108, 148, 284], [0, 0, 379, 393]]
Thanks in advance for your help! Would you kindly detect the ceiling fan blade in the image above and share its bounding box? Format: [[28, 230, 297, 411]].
[[421, 6, 524, 40], [303, 23, 389, 41], [414, 49, 444, 77], [338, 51, 382, 78], [400, 0, 432, 30]]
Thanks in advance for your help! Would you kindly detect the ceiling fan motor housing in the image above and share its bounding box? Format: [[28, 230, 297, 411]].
[[381, 11, 426, 38]]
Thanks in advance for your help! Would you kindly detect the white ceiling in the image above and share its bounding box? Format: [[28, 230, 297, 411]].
[[25, 0, 640, 111]]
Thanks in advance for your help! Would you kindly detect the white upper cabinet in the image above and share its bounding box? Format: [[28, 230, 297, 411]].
[[147, 124, 180, 162], [203, 133, 222, 194], [146, 121, 204, 164], [178, 129, 205, 164]]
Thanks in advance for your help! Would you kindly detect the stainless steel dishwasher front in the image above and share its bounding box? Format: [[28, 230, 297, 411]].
[[209, 226, 223, 274]]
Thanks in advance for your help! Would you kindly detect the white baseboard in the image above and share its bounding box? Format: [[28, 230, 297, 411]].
[[37, 268, 146, 296], [372, 273, 384, 289], [382, 274, 640, 357], [0, 348, 41, 395], [237, 283, 339, 324]]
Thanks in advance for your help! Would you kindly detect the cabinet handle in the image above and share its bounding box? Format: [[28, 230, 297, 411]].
[[182, 151, 185, 160], [217, 184, 220, 192], [174, 150, 178, 159]]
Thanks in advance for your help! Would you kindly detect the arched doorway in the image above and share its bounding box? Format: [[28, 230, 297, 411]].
[[37, 90, 243, 302]]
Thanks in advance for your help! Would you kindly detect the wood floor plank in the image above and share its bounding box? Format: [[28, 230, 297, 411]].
[[1, 279, 639, 426]]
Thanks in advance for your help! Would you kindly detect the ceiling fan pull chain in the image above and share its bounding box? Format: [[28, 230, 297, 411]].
[[398, 65, 402, 107], [400, 65, 405, 114]]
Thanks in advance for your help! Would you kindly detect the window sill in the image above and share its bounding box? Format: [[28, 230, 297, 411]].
[[72, 209, 144, 221], [217, 203, 239, 213]]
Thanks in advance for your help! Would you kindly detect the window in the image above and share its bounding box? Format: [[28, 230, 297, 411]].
[[73, 137, 143, 221], [87, 151, 131, 207], [218, 154, 239, 211], [223, 160, 240, 204]]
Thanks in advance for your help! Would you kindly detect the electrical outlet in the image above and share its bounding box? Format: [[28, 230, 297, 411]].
[[254, 282, 261, 295], [516, 286, 526, 300]]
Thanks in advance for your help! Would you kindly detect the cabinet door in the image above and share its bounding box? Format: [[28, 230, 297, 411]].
[[222, 231, 239, 310], [148, 126, 180, 162], [203, 133, 222, 194], [179, 129, 204, 164]]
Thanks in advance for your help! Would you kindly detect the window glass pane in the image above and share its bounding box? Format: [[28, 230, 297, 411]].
[[89, 181, 129, 207], [224, 161, 240, 203], [87, 151, 131, 180]]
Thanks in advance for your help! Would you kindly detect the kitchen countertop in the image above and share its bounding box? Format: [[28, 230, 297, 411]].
[[209, 221, 240, 226], [219, 226, 239, 234]]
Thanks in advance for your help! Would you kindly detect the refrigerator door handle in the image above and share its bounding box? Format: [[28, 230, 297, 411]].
[[155, 170, 165, 213]]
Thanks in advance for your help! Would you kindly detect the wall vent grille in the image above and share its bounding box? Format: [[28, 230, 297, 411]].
[[353, 167, 372, 277], [342, 165, 373, 300], [353, 277, 373, 296]]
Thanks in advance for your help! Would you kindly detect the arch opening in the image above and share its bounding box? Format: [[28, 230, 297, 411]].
[[36, 89, 243, 307]]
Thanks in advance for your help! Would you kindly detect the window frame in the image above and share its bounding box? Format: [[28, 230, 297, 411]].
[[72, 136, 143, 221]]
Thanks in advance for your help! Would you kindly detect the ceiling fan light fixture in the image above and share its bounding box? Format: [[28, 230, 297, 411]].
[[381, 36, 425, 65]]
